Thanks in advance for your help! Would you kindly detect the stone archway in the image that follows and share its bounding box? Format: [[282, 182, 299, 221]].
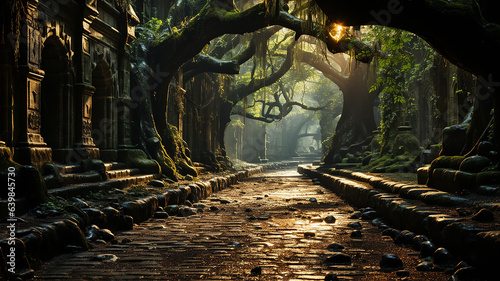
[[92, 60, 117, 161], [0, 44, 15, 148], [40, 35, 73, 162]]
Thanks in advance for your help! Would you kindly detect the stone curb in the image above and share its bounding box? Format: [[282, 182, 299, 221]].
[[1, 161, 300, 280], [298, 165, 500, 270]]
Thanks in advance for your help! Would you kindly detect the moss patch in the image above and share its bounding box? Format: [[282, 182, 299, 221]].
[[391, 132, 421, 157]]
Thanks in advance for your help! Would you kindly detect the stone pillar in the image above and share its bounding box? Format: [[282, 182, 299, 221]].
[[61, 0, 100, 164], [117, 5, 140, 160], [70, 83, 99, 163], [13, 0, 52, 166]]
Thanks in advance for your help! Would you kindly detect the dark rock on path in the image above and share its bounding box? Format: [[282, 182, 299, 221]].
[[164, 205, 180, 216], [326, 243, 344, 252], [154, 211, 169, 218], [324, 215, 336, 223], [472, 208, 495, 222], [433, 248, 452, 265], [412, 235, 430, 250], [347, 222, 362, 229], [98, 229, 115, 242], [420, 241, 437, 257], [394, 230, 416, 245], [350, 230, 363, 238], [325, 253, 351, 265], [380, 254, 404, 272], [250, 266, 262, 276], [416, 261, 434, 271], [349, 212, 362, 219], [324, 273, 339, 281], [361, 210, 378, 220]]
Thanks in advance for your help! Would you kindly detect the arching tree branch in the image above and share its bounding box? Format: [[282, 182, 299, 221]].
[[182, 54, 240, 82]]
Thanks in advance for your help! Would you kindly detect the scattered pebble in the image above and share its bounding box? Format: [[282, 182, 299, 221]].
[[416, 261, 434, 271], [347, 222, 362, 229], [380, 254, 404, 272], [472, 208, 495, 222], [325, 273, 339, 281], [324, 215, 336, 223], [250, 266, 262, 276], [350, 230, 363, 238], [325, 253, 351, 265], [326, 243, 345, 252], [91, 254, 119, 262]]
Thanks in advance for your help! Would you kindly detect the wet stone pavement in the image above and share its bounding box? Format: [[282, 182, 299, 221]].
[[35, 169, 450, 280]]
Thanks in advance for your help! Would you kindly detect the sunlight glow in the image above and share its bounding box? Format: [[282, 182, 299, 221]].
[[329, 24, 345, 42]]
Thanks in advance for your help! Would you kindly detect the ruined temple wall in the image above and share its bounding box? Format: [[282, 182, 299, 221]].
[[0, 0, 139, 166]]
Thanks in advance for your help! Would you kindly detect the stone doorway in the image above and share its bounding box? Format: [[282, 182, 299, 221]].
[[0, 44, 15, 147], [92, 60, 117, 161], [40, 35, 73, 162]]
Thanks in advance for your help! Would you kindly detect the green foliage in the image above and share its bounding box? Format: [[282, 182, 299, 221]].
[[127, 185, 151, 197], [115, 0, 135, 11], [38, 201, 64, 211], [135, 17, 173, 46], [368, 27, 436, 151], [86, 189, 115, 200]]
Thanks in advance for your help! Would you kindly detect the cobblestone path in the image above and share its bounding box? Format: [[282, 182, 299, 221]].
[[35, 169, 449, 280]]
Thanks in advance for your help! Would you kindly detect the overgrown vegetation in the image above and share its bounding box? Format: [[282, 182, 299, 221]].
[[369, 27, 436, 152]]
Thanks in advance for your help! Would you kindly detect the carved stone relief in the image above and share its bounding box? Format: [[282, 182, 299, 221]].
[[84, 94, 92, 119], [28, 111, 41, 130], [28, 26, 41, 66], [28, 80, 40, 110], [83, 119, 92, 135]]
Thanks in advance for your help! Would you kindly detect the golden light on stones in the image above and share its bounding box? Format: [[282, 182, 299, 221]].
[[329, 23, 345, 42]]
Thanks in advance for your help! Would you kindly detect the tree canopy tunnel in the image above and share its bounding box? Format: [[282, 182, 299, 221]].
[[130, 0, 370, 177], [129, 0, 499, 180]]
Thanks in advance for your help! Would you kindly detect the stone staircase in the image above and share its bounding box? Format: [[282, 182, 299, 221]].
[[46, 161, 159, 198]]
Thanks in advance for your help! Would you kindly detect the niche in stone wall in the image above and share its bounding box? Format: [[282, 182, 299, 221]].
[[92, 59, 117, 160], [0, 44, 15, 146], [40, 35, 73, 157]]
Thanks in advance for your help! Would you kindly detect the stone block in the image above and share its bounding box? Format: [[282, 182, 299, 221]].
[[442, 222, 484, 258], [474, 231, 500, 267], [121, 196, 158, 223], [400, 187, 435, 200], [178, 186, 191, 204], [430, 168, 460, 192], [118, 149, 160, 175], [424, 214, 462, 244], [417, 166, 429, 184], [454, 171, 476, 191]]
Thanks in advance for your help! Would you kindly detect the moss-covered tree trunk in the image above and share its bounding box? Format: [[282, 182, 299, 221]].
[[324, 61, 376, 163], [300, 52, 375, 163]]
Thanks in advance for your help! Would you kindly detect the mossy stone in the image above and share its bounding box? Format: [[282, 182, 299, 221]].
[[441, 125, 467, 156], [392, 132, 420, 157], [476, 171, 500, 186], [371, 135, 382, 152], [459, 156, 491, 173], [454, 171, 477, 190], [81, 159, 106, 179], [119, 149, 161, 175]]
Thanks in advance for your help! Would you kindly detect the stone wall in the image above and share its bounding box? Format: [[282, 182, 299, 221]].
[[0, 0, 140, 166]]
